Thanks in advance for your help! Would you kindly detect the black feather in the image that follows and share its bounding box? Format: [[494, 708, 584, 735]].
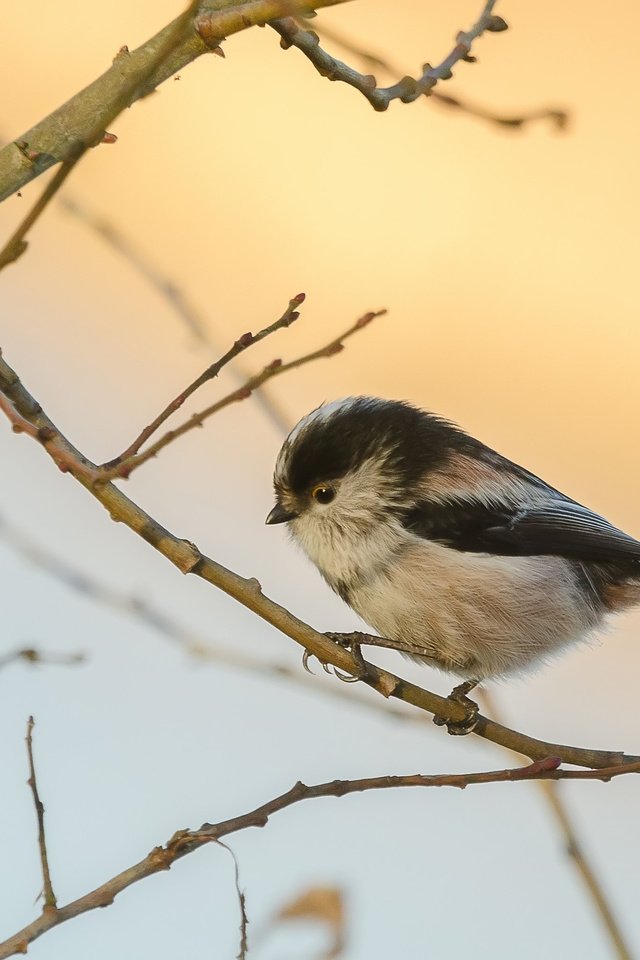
[[285, 397, 478, 497], [403, 496, 640, 565]]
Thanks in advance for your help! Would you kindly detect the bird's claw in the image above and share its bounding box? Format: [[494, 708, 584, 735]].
[[433, 680, 480, 736], [301, 633, 368, 682]]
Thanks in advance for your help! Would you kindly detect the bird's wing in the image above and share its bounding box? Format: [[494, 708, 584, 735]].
[[404, 453, 640, 563]]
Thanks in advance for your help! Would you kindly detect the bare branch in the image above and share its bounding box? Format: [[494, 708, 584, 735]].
[[0, 513, 424, 724], [0, 0, 203, 266], [1, 755, 638, 958], [432, 93, 569, 132], [99, 307, 385, 479], [25, 718, 57, 911], [0, 348, 638, 770], [303, 18, 569, 132], [5, 516, 630, 955], [59, 195, 211, 344], [0, 0, 351, 203], [0, 647, 84, 671], [272, 1, 508, 112], [215, 842, 248, 960], [103, 293, 305, 471], [480, 691, 634, 960], [0, 150, 82, 270]]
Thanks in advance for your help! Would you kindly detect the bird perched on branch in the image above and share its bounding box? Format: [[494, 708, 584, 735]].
[[267, 397, 640, 692]]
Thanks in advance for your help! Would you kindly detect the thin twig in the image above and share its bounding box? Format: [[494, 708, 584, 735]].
[[25, 718, 57, 911], [57, 196, 291, 434], [1, 756, 638, 958], [59, 196, 211, 344], [0, 149, 83, 270], [303, 18, 569, 131], [432, 93, 568, 131], [0, 647, 84, 671], [271, 1, 508, 112], [0, 348, 639, 770], [480, 690, 634, 960], [103, 293, 305, 470], [215, 841, 249, 960], [99, 308, 385, 479]]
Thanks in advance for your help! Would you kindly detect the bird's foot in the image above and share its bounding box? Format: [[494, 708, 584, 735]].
[[433, 680, 480, 736], [308, 631, 368, 682]]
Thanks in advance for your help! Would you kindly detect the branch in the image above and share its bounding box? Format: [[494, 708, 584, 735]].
[[102, 293, 305, 471], [0, 647, 84, 671], [0, 150, 82, 270], [0, 349, 638, 770], [99, 307, 385, 479], [480, 690, 634, 960], [0, 178, 286, 432], [25, 718, 57, 911], [215, 841, 249, 960], [0, 513, 425, 724], [0, 0, 204, 267], [303, 18, 569, 131], [271, 2, 508, 112], [3, 525, 634, 958], [1, 754, 638, 958], [0, 0, 351, 203], [432, 93, 568, 132]]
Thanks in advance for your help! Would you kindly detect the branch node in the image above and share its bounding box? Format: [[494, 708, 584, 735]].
[[485, 14, 509, 32], [112, 45, 130, 63]]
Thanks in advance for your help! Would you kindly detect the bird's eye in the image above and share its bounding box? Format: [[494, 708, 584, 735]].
[[311, 484, 335, 505]]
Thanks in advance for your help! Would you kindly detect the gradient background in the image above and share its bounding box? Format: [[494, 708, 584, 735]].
[[1, 2, 639, 957]]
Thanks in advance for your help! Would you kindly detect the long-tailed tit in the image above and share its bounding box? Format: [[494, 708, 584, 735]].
[[266, 397, 640, 682]]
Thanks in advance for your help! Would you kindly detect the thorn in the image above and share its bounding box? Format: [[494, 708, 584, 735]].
[[212, 45, 226, 58], [113, 45, 130, 63]]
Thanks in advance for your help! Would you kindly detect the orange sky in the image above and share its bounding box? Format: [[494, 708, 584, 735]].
[[1, 3, 639, 957]]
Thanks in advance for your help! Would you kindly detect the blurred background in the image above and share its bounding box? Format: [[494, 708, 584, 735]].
[[1, 1, 639, 957]]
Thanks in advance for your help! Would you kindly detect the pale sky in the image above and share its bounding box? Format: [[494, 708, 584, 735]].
[[1, 2, 639, 958]]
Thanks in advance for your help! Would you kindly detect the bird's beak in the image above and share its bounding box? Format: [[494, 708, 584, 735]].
[[265, 502, 298, 525]]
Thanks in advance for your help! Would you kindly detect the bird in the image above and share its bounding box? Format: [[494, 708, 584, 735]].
[[266, 396, 640, 687]]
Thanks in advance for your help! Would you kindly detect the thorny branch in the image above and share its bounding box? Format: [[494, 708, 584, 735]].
[[103, 293, 305, 471], [25, 718, 57, 911], [99, 307, 386, 479], [0, 346, 639, 771], [271, 1, 508, 111], [1, 754, 638, 959]]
